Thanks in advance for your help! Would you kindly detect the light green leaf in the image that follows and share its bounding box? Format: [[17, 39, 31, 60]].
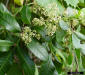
[[35, 65, 39, 75], [0, 11, 21, 32], [0, 40, 13, 52], [72, 33, 85, 55], [72, 33, 81, 48], [35, 0, 64, 14], [0, 3, 11, 14], [74, 31, 85, 40], [53, 46, 66, 62], [20, 5, 31, 24], [59, 20, 69, 30], [56, 29, 66, 43], [66, 7, 78, 17], [64, 0, 79, 7], [80, 44, 85, 54], [0, 40, 13, 46], [27, 40, 49, 61]]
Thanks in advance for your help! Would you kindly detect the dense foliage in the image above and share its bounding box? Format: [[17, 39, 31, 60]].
[[0, 0, 85, 75]]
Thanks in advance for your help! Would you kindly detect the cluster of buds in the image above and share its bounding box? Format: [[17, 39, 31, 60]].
[[32, 3, 60, 36], [46, 3, 59, 18], [32, 2, 48, 16], [32, 17, 45, 26], [45, 22, 57, 36], [21, 27, 40, 44]]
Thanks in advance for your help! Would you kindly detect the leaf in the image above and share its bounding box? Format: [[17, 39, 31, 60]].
[[72, 33, 81, 48], [0, 3, 11, 14], [64, 0, 79, 7], [17, 46, 35, 75], [0, 11, 21, 32], [20, 5, 31, 24], [0, 52, 12, 75], [80, 44, 85, 54], [35, 65, 39, 75], [7, 64, 23, 75], [81, 55, 85, 68], [59, 20, 69, 30], [65, 7, 78, 17], [0, 40, 13, 46], [67, 53, 73, 65], [79, 0, 85, 7], [72, 33, 85, 55], [27, 40, 49, 61], [53, 46, 66, 63], [0, 40, 13, 52], [74, 31, 85, 40], [35, 0, 64, 14], [75, 49, 80, 61], [39, 55, 55, 75], [56, 29, 66, 43]]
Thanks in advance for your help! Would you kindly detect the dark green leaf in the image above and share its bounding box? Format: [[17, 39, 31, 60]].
[[7, 64, 23, 75], [0, 11, 21, 32], [17, 46, 35, 75], [20, 5, 31, 24], [27, 40, 49, 61], [40, 55, 55, 75], [67, 53, 73, 65], [0, 52, 12, 75]]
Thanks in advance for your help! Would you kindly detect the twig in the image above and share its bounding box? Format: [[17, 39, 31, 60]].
[[6, 0, 9, 7]]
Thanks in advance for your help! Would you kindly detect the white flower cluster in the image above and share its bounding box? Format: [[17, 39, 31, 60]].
[[32, 3, 59, 36], [32, 17, 45, 26], [21, 27, 40, 44]]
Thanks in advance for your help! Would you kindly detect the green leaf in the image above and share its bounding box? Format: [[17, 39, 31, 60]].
[[66, 7, 78, 17], [74, 31, 85, 40], [40, 55, 56, 75], [0, 3, 11, 14], [35, 65, 39, 75], [72, 33, 81, 48], [20, 5, 31, 24], [0, 40, 13, 52], [67, 53, 73, 65], [81, 55, 85, 68], [0, 11, 21, 32], [59, 20, 69, 30], [79, 0, 85, 7], [64, 0, 79, 7], [80, 44, 85, 54], [53, 46, 66, 63], [0, 40, 13, 46], [35, 0, 64, 14], [72, 33, 85, 55], [17, 46, 35, 75], [0, 52, 12, 75], [56, 29, 66, 43], [27, 40, 49, 61], [7, 64, 23, 75]]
